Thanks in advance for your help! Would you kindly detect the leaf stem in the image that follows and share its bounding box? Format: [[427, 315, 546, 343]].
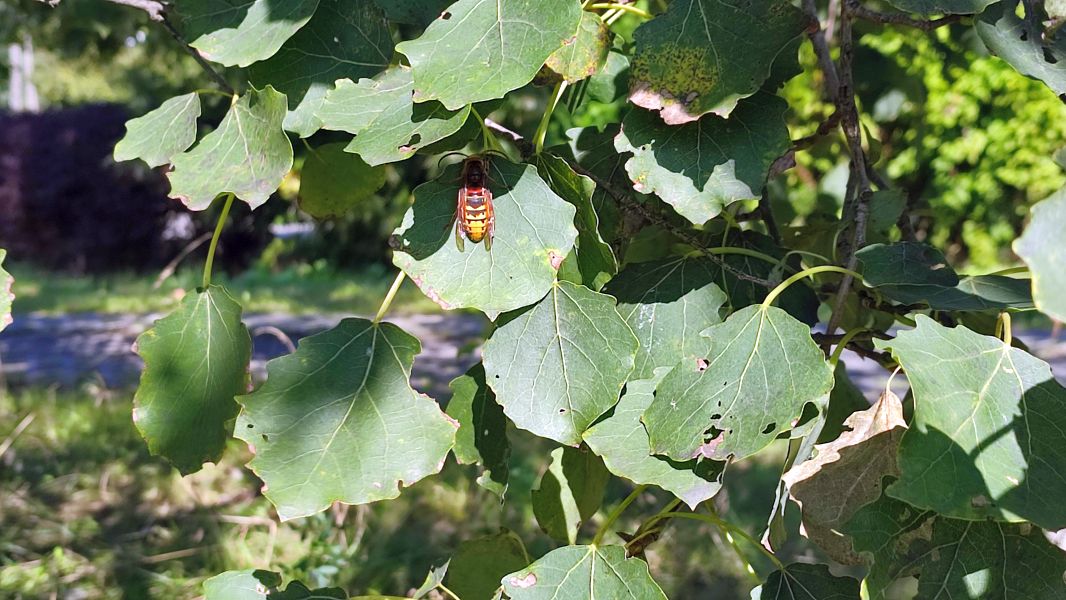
[[592, 484, 647, 546], [997, 311, 1013, 346], [373, 271, 407, 324], [533, 80, 568, 155], [984, 265, 1030, 277], [830, 327, 867, 367], [622, 497, 683, 550], [437, 583, 461, 600], [703, 246, 784, 267], [589, 3, 653, 18], [659, 510, 785, 571], [472, 107, 504, 154], [201, 193, 234, 289], [761, 265, 863, 309]]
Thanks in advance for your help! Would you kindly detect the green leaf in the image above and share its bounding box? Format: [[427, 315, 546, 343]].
[[179, 0, 320, 67], [501, 545, 666, 600], [875, 275, 1033, 312], [235, 319, 456, 520], [781, 391, 907, 565], [168, 86, 293, 211], [298, 143, 387, 219], [113, 93, 200, 168], [1016, 187, 1066, 321], [875, 316, 1066, 529], [482, 280, 637, 445], [628, 0, 807, 123], [844, 494, 935, 599], [604, 256, 728, 381], [317, 66, 471, 166], [444, 530, 530, 600], [391, 160, 577, 319], [819, 364, 872, 444], [0, 249, 12, 333], [413, 562, 450, 599], [133, 286, 251, 475], [446, 364, 510, 497], [883, 0, 993, 14], [203, 569, 346, 600], [248, 0, 393, 137], [752, 563, 860, 600], [856, 242, 959, 288], [583, 372, 726, 508], [531, 446, 610, 544], [977, 2, 1066, 96], [643, 304, 834, 461], [373, 0, 453, 26], [535, 153, 617, 291], [544, 11, 611, 84], [564, 125, 627, 245], [587, 50, 630, 104], [395, 0, 583, 110], [614, 94, 791, 224]]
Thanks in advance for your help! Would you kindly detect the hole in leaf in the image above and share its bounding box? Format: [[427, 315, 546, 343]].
[[761, 422, 776, 434], [262, 434, 269, 442], [558, 408, 566, 414], [246, 423, 253, 428], [1043, 48, 1058, 64], [710, 413, 722, 420], [695, 358, 709, 372], [441, 11, 452, 19]]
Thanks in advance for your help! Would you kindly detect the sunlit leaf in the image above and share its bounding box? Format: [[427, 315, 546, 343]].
[[133, 286, 251, 475], [977, 2, 1066, 96], [445, 530, 530, 600], [0, 249, 12, 332], [395, 0, 583, 110], [203, 569, 346, 600], [1015, 186, 1066, 321], [875, 316, 1066, 529], [543, 11, 611, 84], [446, 364, 510, 496], [482, 280, 637, 445], [113, 93, 200, 168], [628, 0, 807, 123], [168, 86, 293, 211], [235, 318, 456, 520], [584, 372, 726, 508], [531, 446, 609, 544], [180, 0, 320, 67], [856, 242, 959, 288], [298, 143, 387, 219], [318, 66, 471, 166], [391, 160, 577, 319], [643, 304, 834, 461], [751, 563, 860, 600], [501, 545, 667, 600], [373, 0, 453, 26], [249, 0, 393, 137], [614, 94, 791, 224]]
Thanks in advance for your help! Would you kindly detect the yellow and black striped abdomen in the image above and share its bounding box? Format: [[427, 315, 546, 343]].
[[461, 191, 491, 243]]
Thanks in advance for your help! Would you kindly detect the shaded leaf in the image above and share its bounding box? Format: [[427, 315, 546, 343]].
[[584, 372, 726, 509], [446, 364, 510, 496], [844, 494, 935, 600], [628, 0, 807, 123], [614, 94, 792, 224], [531, 446, 609, 544], [373, 0, 453, 26], [604, 256, 728, 380], [298, 143, 387, 219], [875, 275, 1033, 312], [977, 2, 1066, 96], [1016, 186, 1066, 321], [643, 304, 834, 461], [544, 11, 611, 83], [168, 86, 293, 211], [249, 0, 393, 137], [875, 316, 1066, 529], [482, 280, 637, 445], [203, 569, 346, 600], [564, 125, 627, 244], [133, 286, 251, 475], [502, 545, 666, 600], [318, 67, 471, 166], [751, 563, 860, 600], [819, 364, 872, 444], [856, 242, 959, 288], [883, 0, 992, 14], [587, 50, 630, 103], [0, 249, 12, 332], [781, 391, 907, 565], [391, 160, 577, 319], [113, 93, 200, 168], [413, 561, 450, 599], [396, 0, 583, 110], [179, 0, 320, 67], [235, 319, 456, 520], [445, 530, 530, 600]]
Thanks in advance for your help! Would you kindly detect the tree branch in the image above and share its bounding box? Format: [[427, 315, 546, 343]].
[[846, 0, 963, 31], [158, 14, 235, 95], [104, 0, 166, 21]]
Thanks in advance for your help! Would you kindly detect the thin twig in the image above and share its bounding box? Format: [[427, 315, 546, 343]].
[[153, 231, 213, 290], [847, 0, 963, 31], [159, 15, 236, 94], [103, 0, 165, 20], [803, 0, 840, 102]]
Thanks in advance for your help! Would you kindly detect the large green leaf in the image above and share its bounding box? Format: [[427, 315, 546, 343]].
[[584, 372, 726, 508], [883, 0, 993, 14], [614, 94, 791, 224], [531, 446, 609, 544], [501, 545, 666, 600], [298, 143, 387, 219], [317, 66, 470, 166], [235, 319, 456, 520], [373, 0, 453, 26], [564, 125, 627, 245], [643, 304, 834, 461], [179, 0, 320, 67], [482, 280, 637, 445], [856, 242, 959, 288], [444, 530, 530, 600], [391, 160, 577, 319], [874, 275, 1033, 312], [113, 93, 200, 168], [752, 563, 860, 600], [1016, 187, 1066, 321], [543, 11, 611, 84], [977, 2, 1066, 96], [604, 256, 728, 380], [876, 316, 1066, 529], [248, 0, 393, 137], [535, 153, 617, 291], [587, 50, 630, 104], [168, 86, 293, 211], [844, 494, 934, 599], [446, 364, 510, 496], [203, 570, 346, 600], [133, 286, 251, 475], [395, 0, 583, 110], [0, 249, 12, 332], [628, 0, 807, 123]]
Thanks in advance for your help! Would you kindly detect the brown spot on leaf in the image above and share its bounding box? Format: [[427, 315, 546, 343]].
[[549, 251, 564, 270], [695, 358, 709, 372], [508, 573, 537, 588], [695, 432, 725, 459], [410, 275, 453, 310]]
